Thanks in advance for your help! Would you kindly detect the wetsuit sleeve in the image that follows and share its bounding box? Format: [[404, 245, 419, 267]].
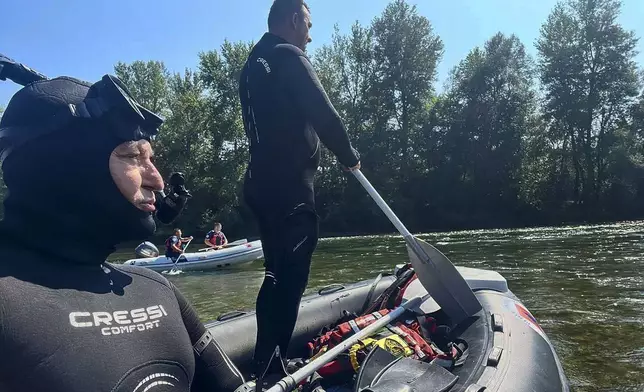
[[171, 282, 245, 392], [281, 54, 360, 168]]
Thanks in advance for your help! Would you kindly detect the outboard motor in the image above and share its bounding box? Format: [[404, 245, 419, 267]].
[[135, 241, 159, 258]]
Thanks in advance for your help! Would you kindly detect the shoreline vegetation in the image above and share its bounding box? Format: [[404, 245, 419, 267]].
[[3, 0, 644, 243]]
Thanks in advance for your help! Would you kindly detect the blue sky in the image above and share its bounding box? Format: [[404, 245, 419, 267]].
[[1, 0, 643, 106]]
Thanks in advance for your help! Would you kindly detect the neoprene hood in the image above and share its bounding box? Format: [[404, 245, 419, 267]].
[[0, 76, 163, 264]]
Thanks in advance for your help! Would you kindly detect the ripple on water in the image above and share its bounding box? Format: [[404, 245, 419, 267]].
[[108, 220, 644, 391]]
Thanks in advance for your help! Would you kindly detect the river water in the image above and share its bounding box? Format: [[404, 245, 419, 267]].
[[111, 220, 644, 391]]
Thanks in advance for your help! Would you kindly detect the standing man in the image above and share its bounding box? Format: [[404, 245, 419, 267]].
[[238, 0, 361, 385]]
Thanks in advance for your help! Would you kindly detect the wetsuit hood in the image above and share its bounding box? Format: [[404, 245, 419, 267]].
[[0, 76, 158, 265]]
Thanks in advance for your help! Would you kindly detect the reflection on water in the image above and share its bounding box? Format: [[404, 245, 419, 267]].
[[110, 220, 644, 391]]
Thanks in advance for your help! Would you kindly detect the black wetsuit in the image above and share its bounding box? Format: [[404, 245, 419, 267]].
[[239, 32, 359, 375], [0, 78, 245, 392], [0, 240, 244, 392]]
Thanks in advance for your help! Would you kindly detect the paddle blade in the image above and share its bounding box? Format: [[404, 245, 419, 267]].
[[406, 237, 482, 326]]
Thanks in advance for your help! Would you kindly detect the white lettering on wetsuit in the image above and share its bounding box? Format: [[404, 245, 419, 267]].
[[69, 305, 169, 336], [257, 57, 271, 73]]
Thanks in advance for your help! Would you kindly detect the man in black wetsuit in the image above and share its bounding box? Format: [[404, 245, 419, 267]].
[[0, 73, 244, 391], [238, 0, 361, 384]]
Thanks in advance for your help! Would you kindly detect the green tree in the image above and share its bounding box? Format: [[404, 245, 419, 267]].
[[114, 60, 170, 114], [536, 0, 641, 214], [370, 0, 443, 173], [197, 40, 254, 232], [367, 0, 444, 230], [313, 23, 379, 231], [427, 33, 537, 227], [632, 89, 644, 138], [312, 0, 444, 232], [108, 0, 644, 236]]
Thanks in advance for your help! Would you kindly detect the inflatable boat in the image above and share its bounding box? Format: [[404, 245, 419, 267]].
[[123, 240, 264, 272], [206, 264, 569, 392]]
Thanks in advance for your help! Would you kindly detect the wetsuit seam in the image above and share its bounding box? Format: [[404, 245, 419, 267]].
[[246, 62, 260, 145], [208, 337, 245, 381], [310, 140, 319, 158]]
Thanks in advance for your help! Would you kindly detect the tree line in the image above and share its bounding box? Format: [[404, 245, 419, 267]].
[[2, 0, 644, 240]]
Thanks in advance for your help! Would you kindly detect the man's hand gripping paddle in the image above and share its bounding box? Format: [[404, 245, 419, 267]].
[[164, 238, 193, 275], [197, 238, 248, 252]]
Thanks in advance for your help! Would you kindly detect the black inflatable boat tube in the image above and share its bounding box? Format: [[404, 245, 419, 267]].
[[456, 291, 570, 392], [206, 274, 570, 392], [205, 276, 397, 376]]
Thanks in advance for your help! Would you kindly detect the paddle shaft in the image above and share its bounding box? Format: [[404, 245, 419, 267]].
[[266, 295, 428, 392], [198, 238, 247, 252], [352, 170, 412, 238], [352, 170, 428, 258], [351, 169, 482, 326]]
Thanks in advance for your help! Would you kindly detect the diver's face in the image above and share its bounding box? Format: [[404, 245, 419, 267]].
[[109, 140, 164, 213]]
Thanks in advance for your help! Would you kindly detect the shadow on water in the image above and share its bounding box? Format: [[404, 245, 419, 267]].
[[109, 221, 644, 392]]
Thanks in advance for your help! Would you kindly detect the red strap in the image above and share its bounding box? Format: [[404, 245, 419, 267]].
[[317, 358, 352, 377], [397, 324, 436, 358], [308, 310, 393, 357]]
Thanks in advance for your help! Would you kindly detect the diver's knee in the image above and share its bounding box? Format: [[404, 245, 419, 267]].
[[283, 212, 319, 257]]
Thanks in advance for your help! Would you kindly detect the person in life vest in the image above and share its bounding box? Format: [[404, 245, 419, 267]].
[[165, 228, 193, 262], [204, 222, 228, 250]]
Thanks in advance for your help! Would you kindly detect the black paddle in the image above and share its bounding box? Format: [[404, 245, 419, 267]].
[[351, 169, 482, 326]]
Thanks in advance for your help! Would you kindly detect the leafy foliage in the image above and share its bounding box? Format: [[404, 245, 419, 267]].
[[534, 0, 642, 219], [1, 0, 642, 236]]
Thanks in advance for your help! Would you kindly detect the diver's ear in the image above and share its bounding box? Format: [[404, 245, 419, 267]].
[[291, 12, 299, 30]]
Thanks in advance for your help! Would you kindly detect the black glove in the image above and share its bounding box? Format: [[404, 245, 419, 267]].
[[169, 171, 192, 198], [154, 172, 192, 225], [340, 147, 361, 171]]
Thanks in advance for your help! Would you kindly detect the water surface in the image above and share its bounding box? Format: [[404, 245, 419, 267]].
[[111, 221, 644, 391]]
